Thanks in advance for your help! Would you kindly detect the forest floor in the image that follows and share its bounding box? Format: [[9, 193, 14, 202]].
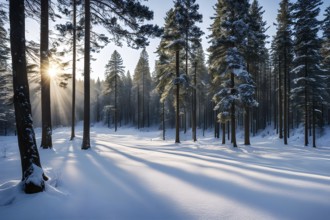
[[1, 124, 330, 220]]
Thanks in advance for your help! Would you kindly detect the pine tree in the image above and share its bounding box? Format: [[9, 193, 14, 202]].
[[95, 77, 102, 123], [321, 6, 330, 125], [0, 4, 9, 66], [122, 71, 133, 124], [245, 0, 267, 145], [81, 0, 161, 149], [156, 9, 177, 102], [56, 0, 94, 140], [156, 6, 186, 143], [104, 50, 125, 132], [40, 0, 52, 149], [133, 49, 152, 128], [173, 0, 203, 140], [322, 6, 330, 71], [0, 5, 14, 136], [71, 0, 78, 140], [273, 0, 294, 145], [208, 0, 257, 148], [81, 0, 91, 149], [9, 0, 48, 193], [190, 46, 210, 139], [291, 0, 328, 147]]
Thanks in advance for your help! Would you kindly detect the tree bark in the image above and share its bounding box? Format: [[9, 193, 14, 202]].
[[231, 72, 237, 147], [244, 64, 251, 145], [192, 61, 197, 142], [175, 49, 180, 143], [278, 56, 283, 139], [244, 107, 250, 145], [304, 58, 309, 146], [283, 48, 288, 145], [137, 84, 140, 129], [70, 0, 77, 140], [82, 0, 91, 150], [162, 101, 165, 140], [221, 123, 225, 144], [10, 0, 47, 193], [40, 0, 52, 149], [115, 69, 117, 132], [142, 69, 145, 128], [312, 101, 316, 148]]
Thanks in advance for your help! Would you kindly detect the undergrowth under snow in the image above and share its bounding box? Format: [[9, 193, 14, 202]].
[[0, 124, 330, 220]]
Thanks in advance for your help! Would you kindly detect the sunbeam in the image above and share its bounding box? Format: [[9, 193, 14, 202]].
[[48, 66, 58, 78]]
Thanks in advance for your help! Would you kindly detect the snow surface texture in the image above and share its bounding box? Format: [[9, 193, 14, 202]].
[[1, 124, 330, 220]]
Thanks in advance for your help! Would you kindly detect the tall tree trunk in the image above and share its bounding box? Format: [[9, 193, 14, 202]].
[[162, 101, 165, 140], [10, 0, 47, 193], [274, 70, 277, 131], [288, 58, 291, 137], [222, 123, 226, 144], [284, 49, 288, 145], [175, 49, 180, 143], [304, 58, 309, 146], [192, 61, 197, 142], [244, 107, 250, 145], [115, 72, 117, 132], [231, 72, 237, 147], [40, 0, 52, 149], [312, 101, 316, 148], [70, 0, 77, 140], [215, 110, 220, 139], [278, 57, 283, 139], [244, 64, 251, 145], [137, 85, 140, 129], [81, 0, 91, 150], [142, 71, 145, 128], [147, 96, 150, 127]]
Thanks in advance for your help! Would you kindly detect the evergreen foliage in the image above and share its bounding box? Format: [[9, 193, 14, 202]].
[[104, 50, 125, 132], [208, 0, 257, 147], [0, 5, 15, 135], [322, 6, 330, 76], [273, 0, 294, 144], [291, 0, 329, 147], [133, 49, 152, 128]]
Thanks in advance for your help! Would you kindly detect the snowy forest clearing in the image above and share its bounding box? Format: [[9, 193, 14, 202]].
[[1, 125, 330, 220]]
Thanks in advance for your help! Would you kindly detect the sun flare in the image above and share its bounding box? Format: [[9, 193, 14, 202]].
[[48, 67, 58, 78]]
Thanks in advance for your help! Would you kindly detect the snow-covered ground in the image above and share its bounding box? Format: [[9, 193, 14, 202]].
[[1, 124, 330, 220]]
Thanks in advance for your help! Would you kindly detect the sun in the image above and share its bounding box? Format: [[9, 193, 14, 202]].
[[48, 66, 58, 78]]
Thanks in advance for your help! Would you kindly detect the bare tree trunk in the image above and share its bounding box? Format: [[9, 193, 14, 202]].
[[231, 72, 237, 147], [312, 101, 316, 148], [244, 107, 250, 145], [244, 64, 251, 145], [274, 70, 277, 131], [115, 71, 118, 132], [222, 123, 225, 144], [175, 49, 180, 143], [82, 0, 91, 150], [304, 58, 309, 146], [278, 57, 283, 139], [137, 85, 140, 129], [162, 101, 165, 140], [284, 49, 288, 145], [40, 0, 52, 149], [10, 0, 47, 193], [70, 0, 77, 140], [142, 71, 145, 128], [192, 61, 197, 142]]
